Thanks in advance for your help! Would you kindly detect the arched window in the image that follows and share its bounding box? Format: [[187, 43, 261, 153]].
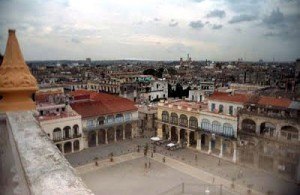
[[107, 115, 114, 123], [170, 113, 178, 125], [179, 114, 188, 127], [223, 123, 234, 137], [53, 128, 62, 141], [189, 117, 198, 129], [98, 116, 105, 125], [115, 114, 124, 123], [212, 121, 221, 133], [73, 125, 79, 136], [63, 126, 71, 139], [201, 119, 211, 131], [162, 111, 169, 123]]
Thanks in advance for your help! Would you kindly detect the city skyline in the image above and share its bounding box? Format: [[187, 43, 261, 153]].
[[0, 0, 299, 61]]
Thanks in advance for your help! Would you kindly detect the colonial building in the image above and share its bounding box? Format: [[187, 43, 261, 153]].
[[156, 100, 206, 148], [35, 89, 84, 154], [69, 90, 139, 148], [238, 95, 300, 182], [138, 105, 157, 137], [198, 91, 250, 162]]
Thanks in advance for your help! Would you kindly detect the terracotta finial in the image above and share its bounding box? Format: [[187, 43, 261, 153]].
[[0, 29, 38, 112]]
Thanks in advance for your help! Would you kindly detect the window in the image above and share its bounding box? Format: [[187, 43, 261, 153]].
[[189, 117, 198, 129], [162, 111, 169, 122], [212, 121, 221, 133], [179, 114, 188, 127], [223, 123, 234, 137], [229, 106, 233, 115], [219, 105, 224, 113], [170, 113, 178, 125], [201, 119, 211, 131], [211, 103, 215, 112]]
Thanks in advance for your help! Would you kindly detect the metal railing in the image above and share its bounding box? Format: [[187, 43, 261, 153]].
[[53, 133, 82, 142]]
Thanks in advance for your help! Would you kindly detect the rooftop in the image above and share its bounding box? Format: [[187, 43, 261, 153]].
[[70, 90, 137, 118], [208, 92, 251, 104]]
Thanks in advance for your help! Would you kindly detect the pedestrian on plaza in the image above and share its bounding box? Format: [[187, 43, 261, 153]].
[[163, 156, 166, 163], [151, 152, 153, 158], [194, 154, 198, 162], [218, 158, 221, 166], [137, 145, 140, 153], [212, 177, 215, 184]]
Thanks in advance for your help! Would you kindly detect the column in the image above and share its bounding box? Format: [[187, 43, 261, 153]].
[[114, 127, 117, 142], [219, 138, 223, 158], [177, 129, 181, 143], [187, 130, 190, 147], [208, 137, 212, 154], [232, 141, 237, 163], [196, 133, 202, 151], [71, 141, 74, 153], [96, 131, 99, 146], [105, 129, 108, 144], [123, 124, 125, 140], [255, 122, 260, 135], [61, 144, 65, 154]]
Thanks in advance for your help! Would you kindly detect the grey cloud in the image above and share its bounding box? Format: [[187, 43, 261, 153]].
[[153, 18, 160, 22], [207, 10, 226, 18], [190, 0, 204, 2], [263, 8, 284, 28], [212, 24, 223, 30], [169, 19, 178, 27], [189, 20, 204, 29], [229, 14, 256, 24], [71, 38, 81, 44]]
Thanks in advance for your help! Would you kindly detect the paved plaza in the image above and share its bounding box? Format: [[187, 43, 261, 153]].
[[66, 139, 300, 195], [80, 157, 233, 195]]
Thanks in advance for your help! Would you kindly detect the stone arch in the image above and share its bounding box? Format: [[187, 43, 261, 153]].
[[189, 116, 198, 129], [223, 123, 234, 137], [241, 119, 256, 133], [281, 125, 299, 140], [73, 124, 79, 136], [64, 142, 72, 153], [98, 129, 106, 144], [170, 126, 178, 141], [116, 125, 123, 141], [107, 128, 115, 142], [260, 122, 276, 137], [180, 129, 186, 143], [201, 119, 211, 131], [179, 114, 188, 127], [88, 131, 97, 147], [125, 124, 132, 139], [162, 124, 169, 139], [53, 128, 62, 141], [73, 140, 80, 151], [189, 131, 196, 146], [162, 111, 169, 122], [63, 126, 71, 139], [170, 113, 178, 125]]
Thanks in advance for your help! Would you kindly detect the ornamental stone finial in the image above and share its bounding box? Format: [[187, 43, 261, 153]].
[[0, 29, 38, 111]]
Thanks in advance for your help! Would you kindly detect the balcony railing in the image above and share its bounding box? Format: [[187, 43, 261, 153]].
[[83, 119, 138, 132], [53, 133, 82, 142]]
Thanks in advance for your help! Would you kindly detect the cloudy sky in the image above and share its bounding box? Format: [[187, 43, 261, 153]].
[[0, 0, 299, 61]]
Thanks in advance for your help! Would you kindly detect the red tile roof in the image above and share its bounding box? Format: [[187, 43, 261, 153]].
[[69, 90, 137, 118], [257, 96, 292, 108], [35, 90, 63, 103], [208, 92, 250, 104]]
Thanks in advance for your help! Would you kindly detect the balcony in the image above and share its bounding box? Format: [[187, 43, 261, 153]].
[[53, 133, 82, 143], [83, 119, 138, 131]]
